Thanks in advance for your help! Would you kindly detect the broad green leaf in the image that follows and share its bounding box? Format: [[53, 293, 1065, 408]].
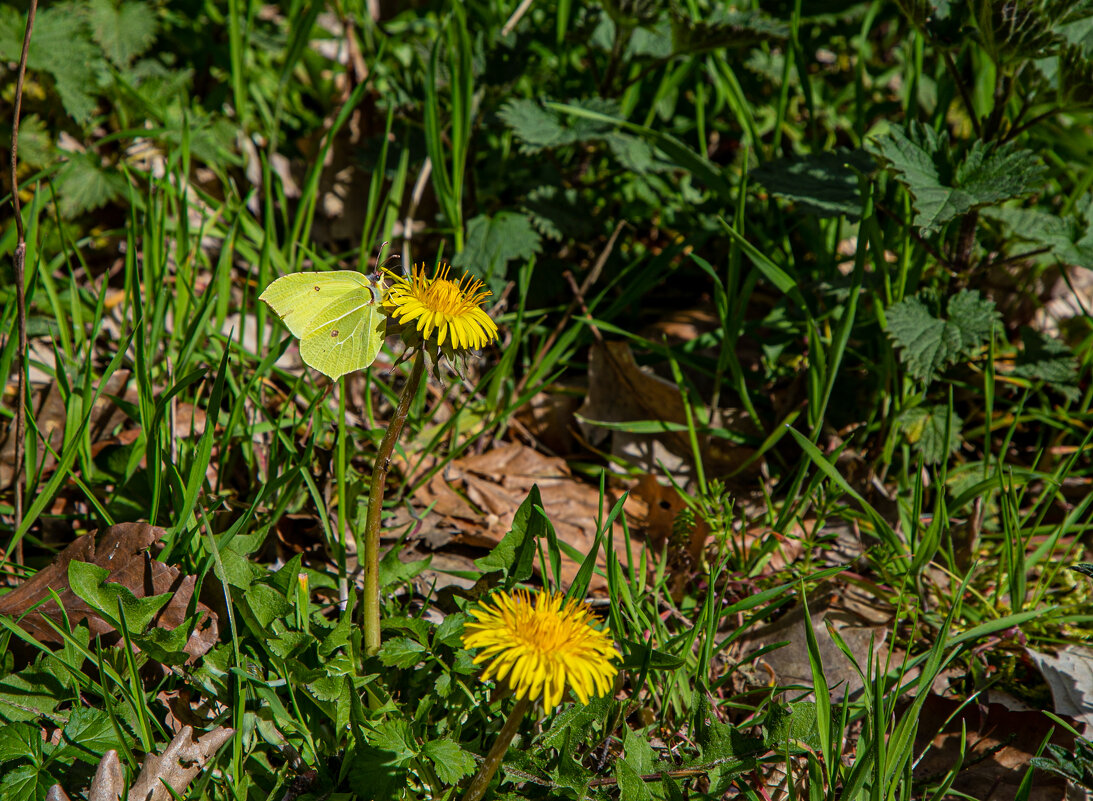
[[751, 149, 874, 218], [421, 739, 476, 784], [873, 123, 1046, 230], [886, 290, 999, 383], [475, 485, 544, 583], [764, 701, 821, 750], [898, 405, 963, 464], [985, 197, 1093, 269], [452, 212, 542, 288], [498, 97, 619, 154], [0, 4, 103, 125], [615, 728, 657, 801], [67, 560, 172, 635], [346, 743, 407, 801], [0, 763, 53, 801], [86, 0, 157, 67], [54, 155, 126, 218], [1014, 327, 1080, 400], [379, 549, 431, 591], [53, 707, 123, 765], [0, 723, 42, 765], [377, 637, 427, 669]]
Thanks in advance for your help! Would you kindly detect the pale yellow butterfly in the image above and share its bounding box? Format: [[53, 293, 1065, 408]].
[[260, 271, 387, 380]]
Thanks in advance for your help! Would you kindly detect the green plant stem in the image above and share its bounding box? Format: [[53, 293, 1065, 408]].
[[361, 349, 426, 655], [461, 696, 531, 801]]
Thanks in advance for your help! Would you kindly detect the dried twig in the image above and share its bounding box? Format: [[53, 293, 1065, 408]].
[[8, 0, 39, 546]]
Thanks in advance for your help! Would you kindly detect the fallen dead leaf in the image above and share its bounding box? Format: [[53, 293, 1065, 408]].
[[913, 694, 1072, 801], [0, 522, 218, 663], [129, 726, 234, 801], [406, 442, 642, 593]]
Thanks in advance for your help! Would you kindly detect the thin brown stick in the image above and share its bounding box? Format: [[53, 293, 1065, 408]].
[[8, 0, 39, 548]]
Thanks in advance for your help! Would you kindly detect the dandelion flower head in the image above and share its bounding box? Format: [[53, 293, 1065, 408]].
[[384, 263, 498, 351], [462, 589, 619, 709]]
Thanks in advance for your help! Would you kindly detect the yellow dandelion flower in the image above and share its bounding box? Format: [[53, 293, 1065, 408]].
[[462, 589, 619, 709], [384, 263, 498, 351]]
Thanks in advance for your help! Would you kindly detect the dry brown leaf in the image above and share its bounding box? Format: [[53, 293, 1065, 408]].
[[913, 694, 1071, 801], [0, 522, 218, 662], [0, 370, 133, 488], [575, 342, 756, 483], [408, 443, 642, 593], [128, 726, 234, 801]]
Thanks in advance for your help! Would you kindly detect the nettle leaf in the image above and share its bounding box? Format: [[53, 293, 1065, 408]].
[[872, 123, 1046, 231], [55, 155, 126, 218], [751, 149, 874, 218], [1014, 326, 1080, 400], [67, 560, 172, 634], [985, 197, 1093, 269], [670, 6, 788, 54], [886, 289, 999, 383], [452, 212, 542, 290], [898, 404, 963, 464], [86, 0, 157, 67], [524, 185, 594, 241], [0, 4, 104, 125], [498, 97, 619, 154], [421, 739, 476, 784]]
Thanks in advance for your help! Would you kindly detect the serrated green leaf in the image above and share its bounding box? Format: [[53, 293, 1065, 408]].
[[497, 97, 619, 154], [1014, 327, 1080, 400], [0, 763, 53, 801], [985, 200, 1093, 269], [872, 123, 1046, 230], [379, 548, 430, 591], [67, 560, 172, 635], [452, 212, 542, 288], [87, 0, 157, 67], [751, 149, 874, 218], [55, 707, 123, 765], [421, 739, 476, 784], [346, 743, 407, 801], [764, 701, 821, 749], [54, 156, 126, 218], [615, 727, 658, 800], [433, 612, 466, 649], [368, 719, 417, 763], [0, 723, 42, 766], [898, 404, 963, 464], [0, 4, 104, 125], [0, 668, 66, 723], [378, 637, 427, 668], [886, 290, 999, 383]]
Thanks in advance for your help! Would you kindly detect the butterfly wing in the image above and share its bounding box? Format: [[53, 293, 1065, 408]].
[[299, 294, 387, 380], [259, 271, 380, 338]]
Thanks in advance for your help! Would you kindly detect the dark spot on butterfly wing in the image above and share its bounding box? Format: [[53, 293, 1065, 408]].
[[331, 330, 339, 337], [314, 286, 320, 291]]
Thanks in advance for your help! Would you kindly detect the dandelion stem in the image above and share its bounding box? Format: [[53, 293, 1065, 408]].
[[361, 349, 426, 654], [461, 696, 531, 801]]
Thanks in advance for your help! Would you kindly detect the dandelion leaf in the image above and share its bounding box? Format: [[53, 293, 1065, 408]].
[[474, 485, 543, 584]]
